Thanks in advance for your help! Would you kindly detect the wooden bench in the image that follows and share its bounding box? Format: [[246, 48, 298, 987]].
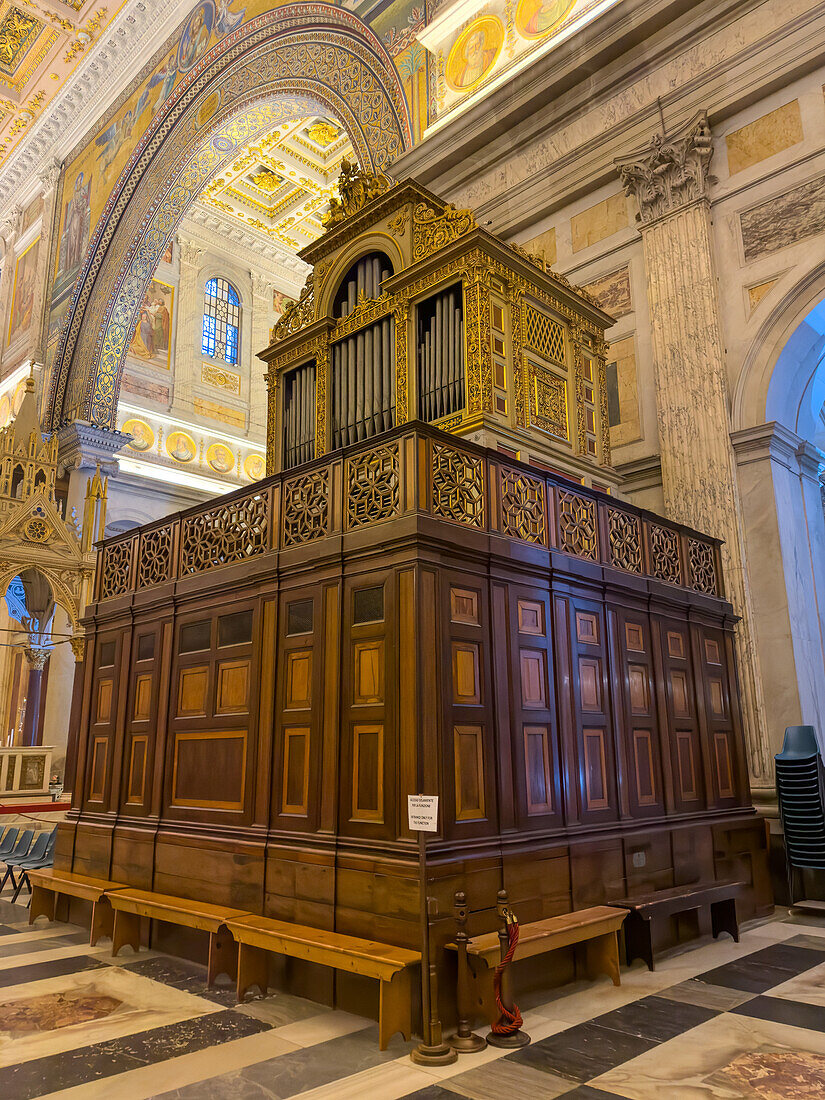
[[28, 868, 128, 946], [449, 905, 628, 1025], [611, 880, 743, 971], [224, 914, 421, 1050], [107, 888, 252, 986]]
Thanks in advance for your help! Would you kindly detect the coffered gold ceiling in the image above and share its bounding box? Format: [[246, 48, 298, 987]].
[[0, 0, 117, 161], [196, 115, 353, 251]]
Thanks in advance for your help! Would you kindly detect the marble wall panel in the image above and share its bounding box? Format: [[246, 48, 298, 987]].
[[740, 173, 825, 262], [121, 372, 170, 404], [193, 397, 245, 429], [584, 266, 632, 318], [523, 226, 557, 266], [605, 335, 641, 449], [571, 193, 628, 253], [726, 100, 803, 176]]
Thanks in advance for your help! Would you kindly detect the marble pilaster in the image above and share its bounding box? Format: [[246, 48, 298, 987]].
[[0, 205, 23, 376], [617, 112, 772, 788], [173, 234, 204, 415], [250, 273, 272, 439]]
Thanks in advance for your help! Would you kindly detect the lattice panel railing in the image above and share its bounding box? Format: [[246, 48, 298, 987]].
[[524, 306, 565, 364], [607, 508, 643, 573], [283, 468, 331, 547], [688, 538, 718, 595], [96, 425, 723, 602], [180, 491, 269, 575], [500, 467, 547, 544], [431, 442, 485, 528], [558, 490, 598, 560], [650, 523, 683, 585], [136, 525, 174, 589], [100, 538, 134, 599], [346, 443, 400, 529]]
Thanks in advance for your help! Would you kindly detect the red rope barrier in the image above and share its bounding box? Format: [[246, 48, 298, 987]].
[[490, 919, 523, 1036]]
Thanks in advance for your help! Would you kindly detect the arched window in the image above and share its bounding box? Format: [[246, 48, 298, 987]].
[[202, 277, 240, 364]]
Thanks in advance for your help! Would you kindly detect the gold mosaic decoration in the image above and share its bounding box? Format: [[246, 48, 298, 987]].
[[0, 7, 42, 78]]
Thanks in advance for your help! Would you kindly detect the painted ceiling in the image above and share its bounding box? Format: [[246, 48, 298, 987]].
[[0, 0, 119, 163], [195, 115, 353, 252]]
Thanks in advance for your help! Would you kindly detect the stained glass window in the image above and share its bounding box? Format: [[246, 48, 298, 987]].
[[202, 277, 240, 364]]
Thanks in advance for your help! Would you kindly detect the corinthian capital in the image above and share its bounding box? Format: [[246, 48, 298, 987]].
[[39, 158, 62, 193], [177, 235, 203, 267], [616, 111, 713, 226], [1, 203, 23, 244]]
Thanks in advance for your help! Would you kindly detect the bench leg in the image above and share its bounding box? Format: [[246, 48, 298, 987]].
[[112, 909, 141, 956], [379, 967, 413, 1051], [29, 885, 55, 924], [90, 897, 115, 947], [711, 898, 739, 943], [208, 926, 239, 988], [624, 914, 655, 971], [237, 943, 269, 1001], [585, 931, 622, 987]]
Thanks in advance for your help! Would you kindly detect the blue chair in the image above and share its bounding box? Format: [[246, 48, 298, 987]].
[[10, 828, 57, 904], [0, 829, 33, 893], [0, 827, 19, 860]]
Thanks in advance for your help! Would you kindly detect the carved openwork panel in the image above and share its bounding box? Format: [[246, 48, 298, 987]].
[[688, 538, 717, 596], [101, 539, 133, 599], [500, 468, 546, 544], [346, 443, 400, 529], [558, 491, 598, 560], [180, 491, 268, 575], [525, 307, 565, 364], [650, 524, 682, 585], [137, 525, 174, 589], [431, 442, 484, 528], [530, 364, 568, 439], [283, 468, 330, 547], [608, 508, 643, 573]]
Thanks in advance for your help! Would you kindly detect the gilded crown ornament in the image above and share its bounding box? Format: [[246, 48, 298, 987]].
[[323, 161, 394, 228]]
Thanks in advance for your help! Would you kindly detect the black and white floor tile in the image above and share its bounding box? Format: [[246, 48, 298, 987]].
[[1, 891, 825, 1098]]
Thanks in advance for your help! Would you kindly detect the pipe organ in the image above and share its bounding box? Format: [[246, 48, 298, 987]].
[[262, 164, 620, 492]]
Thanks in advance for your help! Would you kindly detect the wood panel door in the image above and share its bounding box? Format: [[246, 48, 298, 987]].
[[508, 586, 563, 830], [611, 609, 665, 819], [693, 625, 745, 808], [164, 602, 259, 822], [119, 624, 163, 815], [567, 597, 618, 824], [84, 631, 123, 810], [653, 617, 707, 812]]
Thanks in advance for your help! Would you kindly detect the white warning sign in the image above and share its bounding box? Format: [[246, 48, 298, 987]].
[[407, 794, 439, 833]]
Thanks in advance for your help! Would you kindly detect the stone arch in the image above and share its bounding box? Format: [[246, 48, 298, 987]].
[[733, 262, 825, 438], [47, 5, 411, 432], [0, 563, 80, 634]]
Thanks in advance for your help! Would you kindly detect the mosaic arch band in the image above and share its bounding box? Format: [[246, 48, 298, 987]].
[[45, 3, 411, 434]]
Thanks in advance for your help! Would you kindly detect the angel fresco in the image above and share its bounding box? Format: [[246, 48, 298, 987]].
[[58, 172, 91, 277], [215, 0, 245, 37]]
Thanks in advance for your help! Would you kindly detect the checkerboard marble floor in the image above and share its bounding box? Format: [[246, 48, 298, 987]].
[[1, 892, 825, 1099]]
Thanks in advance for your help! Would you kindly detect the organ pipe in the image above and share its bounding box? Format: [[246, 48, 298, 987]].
[[416, 286, 464, 424], [282, 360, 316, 469], [330, 252, 395, 450]]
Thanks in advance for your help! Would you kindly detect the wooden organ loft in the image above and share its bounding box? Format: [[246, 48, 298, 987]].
[[61, 169, 770, 1025], [264, 164, 619, 492]]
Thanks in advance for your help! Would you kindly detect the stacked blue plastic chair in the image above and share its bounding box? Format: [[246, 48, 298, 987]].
[[775, 725, 825, 905], [0, 828, 33, 893], [11, 827, 57, 904], [0, 827, 19, 861]]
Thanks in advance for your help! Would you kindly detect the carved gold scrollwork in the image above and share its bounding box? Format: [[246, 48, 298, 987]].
[[531, 364, 568, 440], [273, 273, 315, 340], [333, 291, 393, 340], [412, 201, 476, 261]]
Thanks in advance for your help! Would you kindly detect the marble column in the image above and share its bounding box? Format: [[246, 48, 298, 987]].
[[250, 273, 273, 441], [174, 234, 204, 416], [617, 112, 772, 791], [21, 648, 48, 747]]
